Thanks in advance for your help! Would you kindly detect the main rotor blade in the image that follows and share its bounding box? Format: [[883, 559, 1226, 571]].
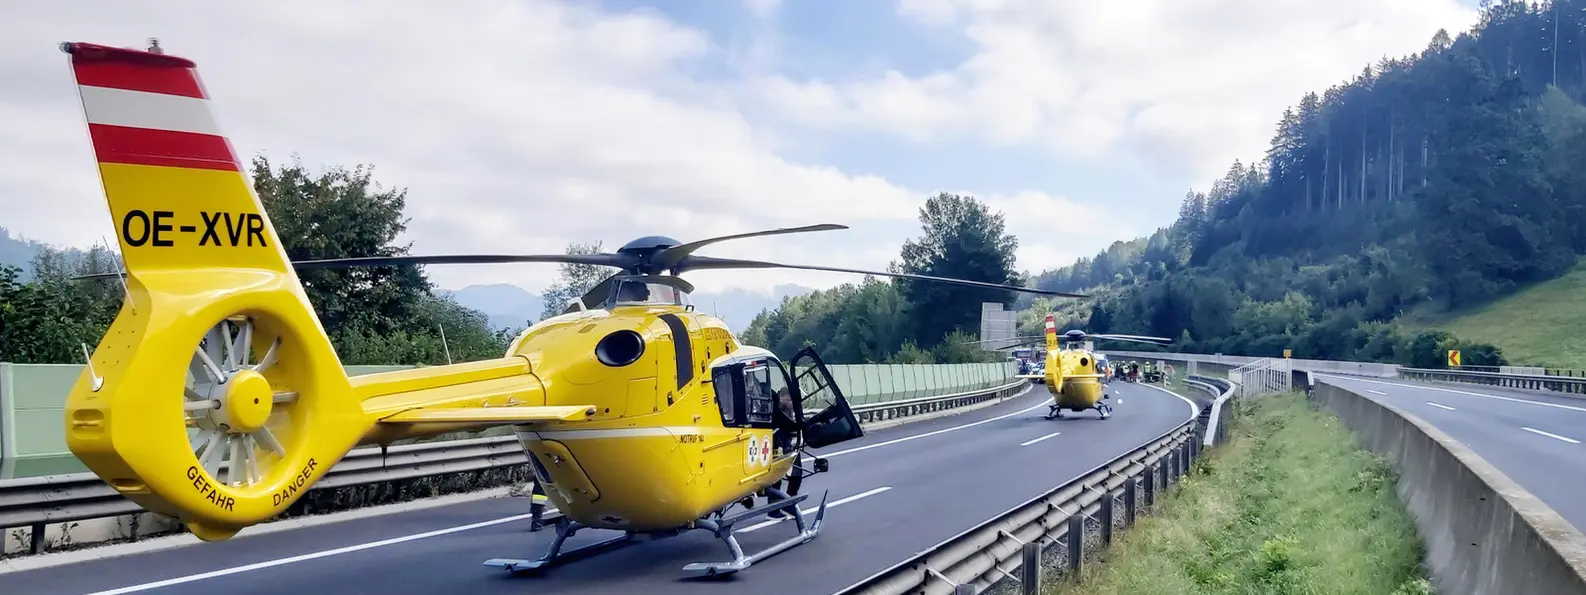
[[1089, 333, 1174, 344], [291, 253, 632, 271], [964, 335, 1043, 345], [672, 255, 1089, 298], [71, 271, 128, 281], [973, 337, 1046, 349], [71, 252, 632, 281], [652, 224, 848, 272]]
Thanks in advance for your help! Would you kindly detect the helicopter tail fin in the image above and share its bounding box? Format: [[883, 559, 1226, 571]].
[[1043, 314, 1059, 353], [59, 41, 370, 542]]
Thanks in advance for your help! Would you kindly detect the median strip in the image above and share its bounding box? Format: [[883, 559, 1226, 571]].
[[1045, 392, 1431, 594]]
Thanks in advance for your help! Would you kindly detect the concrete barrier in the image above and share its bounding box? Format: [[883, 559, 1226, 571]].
[[1311, 379, 1586, 594], [1103, 350, 1401, 378]]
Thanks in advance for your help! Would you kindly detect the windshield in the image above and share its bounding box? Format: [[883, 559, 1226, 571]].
[[608, 279, 690, 307]]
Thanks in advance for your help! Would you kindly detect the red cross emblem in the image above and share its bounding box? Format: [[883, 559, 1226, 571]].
[[760, 440, 772, 462]]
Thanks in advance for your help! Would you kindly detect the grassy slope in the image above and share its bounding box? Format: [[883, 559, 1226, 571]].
[[1404, 259, 1586, 370], [1047, 393, 1431, 595]]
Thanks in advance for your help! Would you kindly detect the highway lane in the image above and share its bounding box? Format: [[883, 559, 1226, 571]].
[[1317, 374, 1586, 532], [1, 382, 1197, 595]]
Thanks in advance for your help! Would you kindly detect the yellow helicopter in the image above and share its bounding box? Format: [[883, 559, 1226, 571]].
[[55, 40, 1087, 578], [972, 315, 1170, 420]]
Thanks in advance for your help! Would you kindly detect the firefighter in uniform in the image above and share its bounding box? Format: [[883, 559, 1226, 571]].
[[529, 480, 550, 532]]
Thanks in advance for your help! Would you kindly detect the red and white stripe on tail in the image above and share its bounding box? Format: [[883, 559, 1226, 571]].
[[1042, 314, 1059, 352], [63, 41, 242, 172], [61, 41, 289, 275]]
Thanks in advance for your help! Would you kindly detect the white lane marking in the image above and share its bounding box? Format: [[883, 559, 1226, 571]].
[[1019, 432, 1063, 447], [800, 384, 1042, 464], [1366, 389, 1387, 396], [1317, 374, 1586, 414], [1426, 402, 1457, 411], [1139, 384, 1201, 420], [739, 486, 892, 533], [1522, 427, 1581, 444], [81, 508, 547, 595]]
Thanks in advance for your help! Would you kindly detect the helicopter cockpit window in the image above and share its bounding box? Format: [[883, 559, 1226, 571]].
[[741, 362, 776, 425], [712, 357, 782, 428], [712, 367, 736, 422], [609, 279, 690, 308]]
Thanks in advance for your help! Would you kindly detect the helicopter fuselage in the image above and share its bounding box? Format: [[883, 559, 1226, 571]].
[[391, 304, 802, 531], [1042, 347, 1108, 411]]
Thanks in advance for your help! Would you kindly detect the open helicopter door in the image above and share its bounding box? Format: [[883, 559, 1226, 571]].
[[788, 347, 864, 449]]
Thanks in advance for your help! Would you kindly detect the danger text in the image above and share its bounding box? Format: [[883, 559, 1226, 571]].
[[186, 465, 236, 512], [272, 458, 319, 507], [120, 209, 269, 248]]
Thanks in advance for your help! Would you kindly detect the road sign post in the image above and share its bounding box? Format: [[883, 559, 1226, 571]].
[[1283, 349, 1292, 359]]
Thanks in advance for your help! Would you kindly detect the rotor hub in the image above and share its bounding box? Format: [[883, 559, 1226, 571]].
[[184, 315, 297, 488], [214, 369, 274, 433]]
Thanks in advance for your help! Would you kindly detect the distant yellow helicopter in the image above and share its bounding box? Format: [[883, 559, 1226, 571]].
[[973, 315, 1170, 420], [55, 41, 1086, 578]]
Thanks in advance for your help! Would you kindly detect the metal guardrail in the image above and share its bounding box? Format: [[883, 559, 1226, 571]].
[[1184, 376, 1237, 448], [839, 419, 1200, 595], [849, 379, 1027, 425], [1398, 367, 1586, 396], [0, 378, 1029, 557]]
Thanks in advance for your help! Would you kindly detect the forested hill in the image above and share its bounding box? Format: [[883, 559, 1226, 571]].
[[744, 1, 1586, 368], [1021, 1, 1586, 368]]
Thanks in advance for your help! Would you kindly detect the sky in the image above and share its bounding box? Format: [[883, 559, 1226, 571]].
[[0, 0, 1481, 295]]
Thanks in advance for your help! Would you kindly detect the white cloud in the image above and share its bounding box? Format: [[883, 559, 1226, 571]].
[[753, 0, 1480, 181], [1, 0, 1091, 297], [744, 0, 782, 20], [3, 0, 1468, 302]]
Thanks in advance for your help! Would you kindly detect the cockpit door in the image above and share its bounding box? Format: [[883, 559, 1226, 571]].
[[788, 346, 865, 449]]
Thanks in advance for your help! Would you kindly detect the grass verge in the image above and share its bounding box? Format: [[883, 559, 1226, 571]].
[[1403, 258, 1586, 370], [1046, 392, 1432, 595]]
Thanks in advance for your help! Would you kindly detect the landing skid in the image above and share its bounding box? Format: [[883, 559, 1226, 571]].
[[1045, 403, 1112, 420], [682, 488, 827, 576], [483, 487, 828, 578], [1044, 404, 1063, 420]]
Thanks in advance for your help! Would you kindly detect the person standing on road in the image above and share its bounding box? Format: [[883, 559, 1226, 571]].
[[529, 480, 550, 532], [767, 387, 803, 519]]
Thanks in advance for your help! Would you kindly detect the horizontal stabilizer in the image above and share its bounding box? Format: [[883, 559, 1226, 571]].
[[379, 405, 597, 424]]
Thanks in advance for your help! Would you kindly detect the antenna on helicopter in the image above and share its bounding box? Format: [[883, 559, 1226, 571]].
[[438, 323, 453, 365], [146, 38, 163, 54], [98, 235, 133, 314]]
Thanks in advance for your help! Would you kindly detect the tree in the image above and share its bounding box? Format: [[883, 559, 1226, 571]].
[[0, 247, 124, 363], [894, 193, 1023, 349], [539, 241, 613, 321], [250, 155, 430, 338]]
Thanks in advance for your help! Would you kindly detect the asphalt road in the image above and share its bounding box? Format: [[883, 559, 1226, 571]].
[[1, 381, 1196, 595], [1317, 374, 1586, 532]]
